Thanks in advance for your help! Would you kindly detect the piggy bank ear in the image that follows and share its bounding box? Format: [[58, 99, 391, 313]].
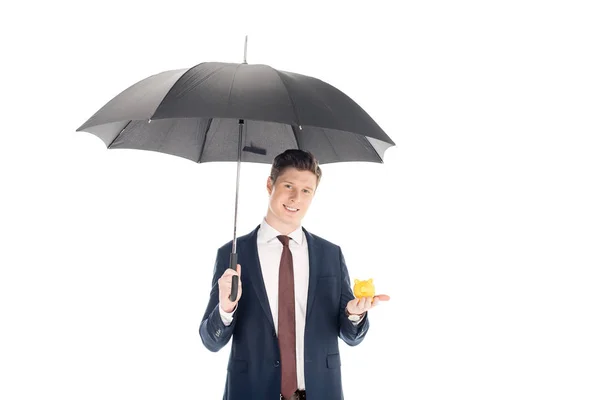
[[354, 279, 359, 284], [368, 278, 373, 283]]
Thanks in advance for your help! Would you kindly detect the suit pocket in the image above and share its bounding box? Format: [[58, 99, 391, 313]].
[[326, 353, 341, 369], [227, 359, 248, 373]]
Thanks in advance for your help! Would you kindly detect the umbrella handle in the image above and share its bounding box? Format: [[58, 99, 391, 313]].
[[228, 252, 239, 302]]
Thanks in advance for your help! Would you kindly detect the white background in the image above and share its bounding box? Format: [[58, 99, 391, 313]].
[[1, 1, 599, 399]]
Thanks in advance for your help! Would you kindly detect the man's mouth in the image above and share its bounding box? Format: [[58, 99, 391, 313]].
[[284, 204, 299, 212]]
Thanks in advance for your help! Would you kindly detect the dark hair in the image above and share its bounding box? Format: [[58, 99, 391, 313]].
[[270, 149, 322, 186]]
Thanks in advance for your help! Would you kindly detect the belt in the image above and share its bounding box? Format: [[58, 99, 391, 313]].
[[280, 389, 306, 400]]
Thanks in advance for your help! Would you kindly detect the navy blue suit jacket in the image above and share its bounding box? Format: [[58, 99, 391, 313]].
[[199, 225, 369, 400]]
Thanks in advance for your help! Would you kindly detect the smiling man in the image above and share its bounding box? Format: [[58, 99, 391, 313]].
[[199, 149, 389, 400]]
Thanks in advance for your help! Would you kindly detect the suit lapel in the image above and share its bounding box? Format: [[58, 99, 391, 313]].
[[241, 225, 275, 331], [304, 228, 321, 322], [241, 226, 322, 330]]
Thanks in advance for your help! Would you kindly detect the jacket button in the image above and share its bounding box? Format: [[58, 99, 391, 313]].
[[274, 360, 280, 367]]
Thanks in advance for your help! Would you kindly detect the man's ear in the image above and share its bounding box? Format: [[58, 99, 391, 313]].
[[266, 177, 273, 195]]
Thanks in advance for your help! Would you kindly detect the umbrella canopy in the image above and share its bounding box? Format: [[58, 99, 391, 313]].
[[77, 62, 394, 164], [77, 60, 395, 300]]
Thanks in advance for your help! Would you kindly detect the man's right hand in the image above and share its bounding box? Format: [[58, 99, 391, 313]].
[[218, 264, 242, 313]]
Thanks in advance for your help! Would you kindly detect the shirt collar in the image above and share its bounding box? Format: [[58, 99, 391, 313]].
[[258, 218, 303, 245]]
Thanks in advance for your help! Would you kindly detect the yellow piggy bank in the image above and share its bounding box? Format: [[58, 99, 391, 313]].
[[353, 278, 376, 298]]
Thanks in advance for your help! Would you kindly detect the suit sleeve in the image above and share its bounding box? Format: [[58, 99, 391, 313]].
[[338, 246, 370, 346], [199, 246, 237, 352]]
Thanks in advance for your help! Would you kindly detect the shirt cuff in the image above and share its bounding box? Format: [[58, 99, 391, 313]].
[[351, 313, 366, 326], [219, 303, 237, 326]]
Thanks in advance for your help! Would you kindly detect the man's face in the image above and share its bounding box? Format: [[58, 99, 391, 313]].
[[266, 167, 318, 232]]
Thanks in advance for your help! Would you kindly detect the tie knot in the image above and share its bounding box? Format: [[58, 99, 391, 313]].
[[277, 235, 290, 247]]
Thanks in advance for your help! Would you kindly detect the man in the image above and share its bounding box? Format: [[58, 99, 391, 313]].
[[199, 149, 389, 400]]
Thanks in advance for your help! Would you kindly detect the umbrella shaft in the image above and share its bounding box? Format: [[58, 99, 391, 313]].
[[232, 120, 244, 254], [228, 120, 244, 301]]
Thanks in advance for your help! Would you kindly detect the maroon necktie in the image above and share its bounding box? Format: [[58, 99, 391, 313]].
[[277, 235, 298, 398]]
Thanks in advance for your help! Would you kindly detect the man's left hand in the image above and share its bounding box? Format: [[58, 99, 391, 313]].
[[346, 294, 390, 316]]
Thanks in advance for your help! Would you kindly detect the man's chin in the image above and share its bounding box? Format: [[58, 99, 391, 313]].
[[279, 212, 302, 225]]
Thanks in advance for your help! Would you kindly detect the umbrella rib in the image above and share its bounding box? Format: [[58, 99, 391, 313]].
[[272, 69, 301, 127], [364, 136, 384, 163], [291, 125, 301, 150], [322, 130, 341, 161], [227, 64, 243, 107], [197, 118, 213, 163], [107, 120, 132, 149]]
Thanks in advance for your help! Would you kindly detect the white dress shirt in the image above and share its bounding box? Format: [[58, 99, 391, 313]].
[[220, 218, 310, 390]]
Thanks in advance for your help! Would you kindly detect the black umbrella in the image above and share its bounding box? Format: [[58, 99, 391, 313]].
[[77, 41, 395, 300]]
